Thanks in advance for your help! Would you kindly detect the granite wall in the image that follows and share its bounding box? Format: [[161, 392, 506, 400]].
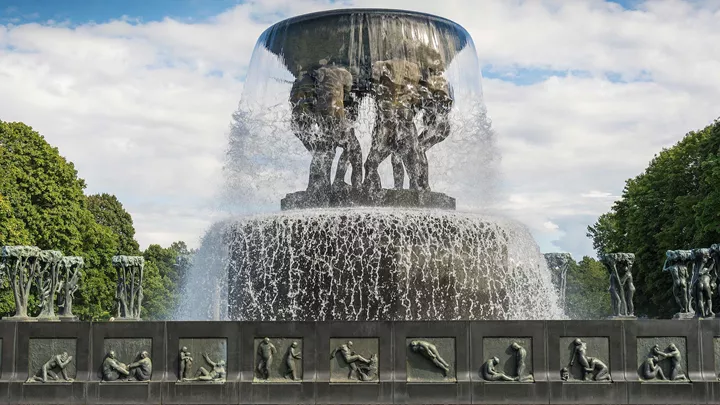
[[0, 320, 718, 404]]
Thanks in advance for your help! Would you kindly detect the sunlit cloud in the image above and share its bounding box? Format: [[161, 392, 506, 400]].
[[0, 0, 717, 260]]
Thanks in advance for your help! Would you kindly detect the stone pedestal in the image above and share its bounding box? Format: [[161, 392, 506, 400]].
[[35, 317, 60, 322], [1, 316, 37, 322], [281, 188, 456, 210], [608, 315, 637, 320]]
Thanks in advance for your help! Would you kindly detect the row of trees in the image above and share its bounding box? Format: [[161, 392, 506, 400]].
[[587, 118, 720, 318], [0, 121, 191, 320]]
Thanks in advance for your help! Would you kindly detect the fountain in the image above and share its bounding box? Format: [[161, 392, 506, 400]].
[[1, 9, 717, 405], [178, 8, 563, 321]]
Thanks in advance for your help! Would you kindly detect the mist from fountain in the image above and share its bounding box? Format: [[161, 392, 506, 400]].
[[174, 9, 564, 321]]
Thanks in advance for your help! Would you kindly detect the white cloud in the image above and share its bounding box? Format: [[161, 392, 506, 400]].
[[581, 191, 617, 199], [1, 0, 718, 260]]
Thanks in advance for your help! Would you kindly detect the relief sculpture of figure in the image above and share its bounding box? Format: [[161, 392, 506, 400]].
[[663, 250, 694, 316], [358, 354, 379, 381], [654, 344, 687, 381], [511, 342, 534, 382], [179, 346, 193, 381], [284, 341, 302, 381], [569, 339, 610, 381], [641, 355, 666, 381], [127, 351, 152, 382], [186, 353, 226, 382], [481, 356, 516, 381], [101, 350, 130, 381], [28, 351, 74, 383], [691, 248, 716, 318], [330, 340, 374, 380], [256, 337, 277, 380], [409, 340, 450, 377]]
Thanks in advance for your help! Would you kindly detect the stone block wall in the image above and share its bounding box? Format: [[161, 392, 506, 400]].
[[0, 320, 718, 404]]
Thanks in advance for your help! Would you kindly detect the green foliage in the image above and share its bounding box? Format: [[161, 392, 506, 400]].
[[0, 120, 191, 320], [1, 121, 88, 251], [0, 193, 30, 246], [564, 256, 611, 319], [586, 213, 623, 256], [87, 193, 140, 255], [141, 241, 193, 320], [140, 259, 174, 320], [0, 121, 117, 320], [587, 119, 720, 318], [0, 193, 30, 315]]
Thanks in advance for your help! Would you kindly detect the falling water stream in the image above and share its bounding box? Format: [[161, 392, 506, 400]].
[[175, 9, 564, 321]]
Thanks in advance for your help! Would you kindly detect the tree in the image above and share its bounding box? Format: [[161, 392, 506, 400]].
[[0, 193, 30, 246], [0, 120, 196, 320], [141, 241, 193, 319], [564, 256, 611, 319], [0, 121, 118, 320], [87, 193, 140, 255], [586, 212, 623, 256], [588, 119, 720, 318]]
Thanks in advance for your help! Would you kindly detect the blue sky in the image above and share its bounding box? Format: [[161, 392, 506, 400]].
[[1, 0, 243, 24], [1, 0, 641, 25], [1, 0, 648, 88]]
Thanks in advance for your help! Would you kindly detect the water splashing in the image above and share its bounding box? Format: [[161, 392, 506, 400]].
[[175, 9, 563, 321]]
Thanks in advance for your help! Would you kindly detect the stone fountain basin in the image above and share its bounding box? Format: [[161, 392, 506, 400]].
[[224, 208, 562, 321], [259, 8, 471, 79]]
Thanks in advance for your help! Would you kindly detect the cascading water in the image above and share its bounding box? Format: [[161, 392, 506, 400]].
[[544, 252, 573, 313], [175, 9, 564, 321], [223, 209, 562, 320]]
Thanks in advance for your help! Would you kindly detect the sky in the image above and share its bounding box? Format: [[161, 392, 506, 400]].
[[1, 0, 719, 260]]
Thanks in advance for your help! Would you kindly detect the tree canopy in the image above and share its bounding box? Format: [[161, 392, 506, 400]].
[[141, 241, 193, 320], [588, 118, 720, 318], [87, 193, 140, 255], [564, 256, 611, 319], [0, 120, 191, 320]]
